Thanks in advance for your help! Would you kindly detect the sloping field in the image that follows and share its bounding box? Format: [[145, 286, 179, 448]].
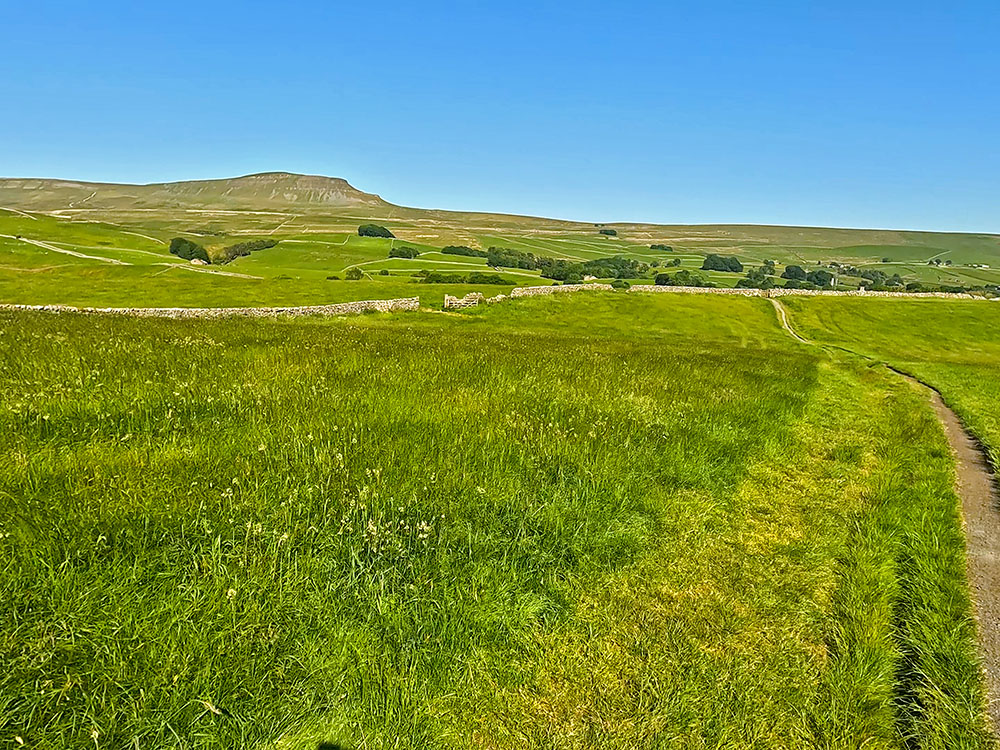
[[2, 174, 999, 307], [782, 297, 1000, 468], [0, 294, 990, 748]]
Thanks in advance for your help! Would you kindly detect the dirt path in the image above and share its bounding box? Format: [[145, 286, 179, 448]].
[[770, 299, 810, 343], [772, 298, 1000, 730], [909, 374, 1000, 729], [1, 234, 131, 265]]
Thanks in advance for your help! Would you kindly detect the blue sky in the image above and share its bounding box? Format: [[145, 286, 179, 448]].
[[3, 1, 997, 231]]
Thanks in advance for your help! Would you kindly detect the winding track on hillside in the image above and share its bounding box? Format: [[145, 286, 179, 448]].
[[771, 298, 1000, 732]]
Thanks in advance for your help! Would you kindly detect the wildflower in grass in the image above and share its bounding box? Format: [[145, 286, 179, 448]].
[[227, 588, 236, 600]]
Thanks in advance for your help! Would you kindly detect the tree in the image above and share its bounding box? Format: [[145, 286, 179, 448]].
[[737, 267, 775, 289], [217, 238, 277, 264], [388, 246, 419, 259], [701, 254, 743, 273], [781, 265, 807, 281], [358, 224, 395, 238], [345, 268, 363, 280], [168, 237, 210, 263], [650, 244, 673, 251], [655, 269, 712, 287], [599, 228, 617, 236], [441, 245, 488, 258], [806, 269, 834, 287]]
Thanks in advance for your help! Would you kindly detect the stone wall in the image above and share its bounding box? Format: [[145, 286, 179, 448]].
[[627, 285, 757, 297], [443, 292, 485, 309], [627, 285, 981, 300], [510, 283, 615, 298], [0, 297, 421, 319]]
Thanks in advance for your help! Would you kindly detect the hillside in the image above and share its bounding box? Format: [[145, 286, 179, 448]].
[[0, 172, 393, 213], [1, 172, 999, 309]]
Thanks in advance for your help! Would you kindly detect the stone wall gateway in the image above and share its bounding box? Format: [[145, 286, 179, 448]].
[[444, 292, 485, 309]]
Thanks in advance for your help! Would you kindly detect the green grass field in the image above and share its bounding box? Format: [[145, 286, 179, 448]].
[[782, 297, 1000, 469], [1, 294, 992, 748], [2, 174, 999, 307]]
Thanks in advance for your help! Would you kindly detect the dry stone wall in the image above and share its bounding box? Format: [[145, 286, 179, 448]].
[[510, 283, 615, 298], [0, 297, 421, 319], [627, 285, 982, 300]]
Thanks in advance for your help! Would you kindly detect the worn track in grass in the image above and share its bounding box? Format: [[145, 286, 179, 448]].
[[772, 297, 1000, 731]]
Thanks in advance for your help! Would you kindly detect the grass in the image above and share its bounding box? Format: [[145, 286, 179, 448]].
[[780, 297, 1000, 468], [3, 177, 1000, 308], [0, 293, 991, 748]]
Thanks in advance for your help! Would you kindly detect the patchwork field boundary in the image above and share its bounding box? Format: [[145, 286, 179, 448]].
[[0, 297, 420, 318]]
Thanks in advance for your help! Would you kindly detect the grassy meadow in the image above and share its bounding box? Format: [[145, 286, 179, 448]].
[[782, 297, 1000, 468], [0, 293, 992, 748], [3, 174, 1000, 308]]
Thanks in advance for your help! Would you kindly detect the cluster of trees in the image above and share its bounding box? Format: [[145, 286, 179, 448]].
[[487, 247, 538, 269], [358, 224, 395, 238], [662, 258, 682, 267], [217, 238, 277, 264], [169, 237, 210, 263], [540, 256, 649, 282], [928, 258, 953, 266], [780, 265, 834, 286], [649, 243, 674, 252], [654, 270, 713, 287], [736, 266, 775, 290], [599, 228, 618, 236], [419, 271, 511, 285], [388, 245, 420, 259], [441, 245, 488, 258], [702, 254, 744, 273], [482, 247, 649, 282]]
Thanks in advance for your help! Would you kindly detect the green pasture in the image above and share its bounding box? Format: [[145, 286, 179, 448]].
[[3, 208, 1000, 307], [0, 293, 991, 748], [782, 296, 1000, 469]]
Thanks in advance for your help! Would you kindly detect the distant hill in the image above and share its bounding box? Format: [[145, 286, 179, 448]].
[[0, 172, 393, 212], [0, 172, 997, 255]]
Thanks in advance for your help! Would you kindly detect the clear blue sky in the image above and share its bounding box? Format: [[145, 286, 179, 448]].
[[3, 1, 998, 232]]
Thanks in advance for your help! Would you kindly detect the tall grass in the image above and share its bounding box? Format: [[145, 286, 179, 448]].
[[0, 294, 990, 748]]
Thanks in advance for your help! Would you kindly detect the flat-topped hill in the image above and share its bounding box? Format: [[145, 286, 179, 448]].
[[0, 172, 392, 212]]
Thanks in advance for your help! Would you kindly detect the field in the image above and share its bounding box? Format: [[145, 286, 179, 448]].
[[1, 293, 992, 748], [2, 174, 1000, 308], [781, 297, 1000, 470]]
